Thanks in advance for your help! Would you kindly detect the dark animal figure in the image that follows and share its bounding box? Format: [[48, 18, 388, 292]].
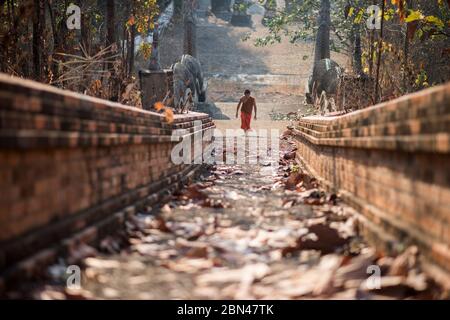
[[181, 54, 206, 102]]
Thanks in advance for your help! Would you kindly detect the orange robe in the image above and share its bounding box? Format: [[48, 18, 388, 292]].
[[241, 112, 252, 131]]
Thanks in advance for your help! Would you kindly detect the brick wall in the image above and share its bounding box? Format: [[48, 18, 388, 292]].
[[0, 74, 214, 278], [293, 82, 450, 285]]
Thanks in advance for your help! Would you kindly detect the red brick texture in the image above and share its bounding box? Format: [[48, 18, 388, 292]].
[[293, 82, 450, 283], [0, 74, 214, 276]]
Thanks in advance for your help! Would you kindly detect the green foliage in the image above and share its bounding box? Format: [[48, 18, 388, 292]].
[[233, 1, 251, 13], [252, 0, 450, 97], [126, 0, 159, 58], [253, 0, 449, 51], [0, 0, 161, 101], [290, 164, 300, 173], [127, 0, 159, 35]]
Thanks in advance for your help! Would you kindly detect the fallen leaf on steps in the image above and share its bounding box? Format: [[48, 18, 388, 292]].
[[313, 255, 344, 296], [64, 287, 95, 300], [84, 258, 121, 269], [163, 258, 214, 273], [362, 276, 419, 298], [67, 244, 98, 265], [335, 248, 377, 282], [282, 223, 349, 257], [183, 185, 209, 200], [196, 263, 270, 286], [283, 151, 296, 160], [389, 246, 418, 277], [152, 216, 172, 233]]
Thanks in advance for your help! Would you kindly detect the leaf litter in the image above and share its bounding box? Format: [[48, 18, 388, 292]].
[[14, 133, 445, 300]]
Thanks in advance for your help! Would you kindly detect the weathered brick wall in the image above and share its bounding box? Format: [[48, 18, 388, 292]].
[[293, 83, 450, 285], [0, 74, 214, 278]]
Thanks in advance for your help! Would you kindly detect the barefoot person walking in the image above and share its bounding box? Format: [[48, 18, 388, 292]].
[[236, 89, 257, 132]]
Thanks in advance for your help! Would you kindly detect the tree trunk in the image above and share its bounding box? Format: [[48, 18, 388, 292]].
[[0, 0, 6, 72], [314, 0, 331, 64], [374, 0, 385, 103], [402, 0, 412, 92], [47, 0, 59, 80], [47, 0, 58, 51], [1, 0, 16, 72], [128, 8, 136, 76], [369, 29, 374, 78], [149, 24, 162, 70], [58, 0, 69, 53], [106, 0, 116, 47], [33, 0, 44, 80], [352, 24, 363, 76], [106, 0, 118, 101], [80, 1, 90, 54], [183, 0, 197, 57], [174, 0, 183, 15]]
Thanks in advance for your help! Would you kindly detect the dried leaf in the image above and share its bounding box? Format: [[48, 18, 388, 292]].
[[154, 101, 165, 111], [389, 246, 418, 277], [121, 82, 135, 101], [335, 249, 377, 282], [283, 151, 296, 160], [67, 244, 98, 265], [184, 185, 208, 200], [285, 172, 303, 190], [201, 198, 228, 208], [363, 276, 418, 298], [293, 224, 349, 255], [165, 107, 174, 124], [407, 21, 419, 40], [196, 263, 270, 285], [163, 258, 214, 273], [84, 258, 120, 269], [151, 216, 172, 233], [64, 287, 94, 300]]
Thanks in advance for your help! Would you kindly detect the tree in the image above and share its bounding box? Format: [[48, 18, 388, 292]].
[[32, 0, 44, 80], [127, 2, 136, 76], [183, 0, 197, 57], [350, 23, 363, 75], [251, 0, 450, 105], [314, 0, 331, 63], [106, 0, 116, 47]]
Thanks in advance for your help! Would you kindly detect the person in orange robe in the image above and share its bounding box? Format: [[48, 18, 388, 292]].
[[236, 89, 257, 132]]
